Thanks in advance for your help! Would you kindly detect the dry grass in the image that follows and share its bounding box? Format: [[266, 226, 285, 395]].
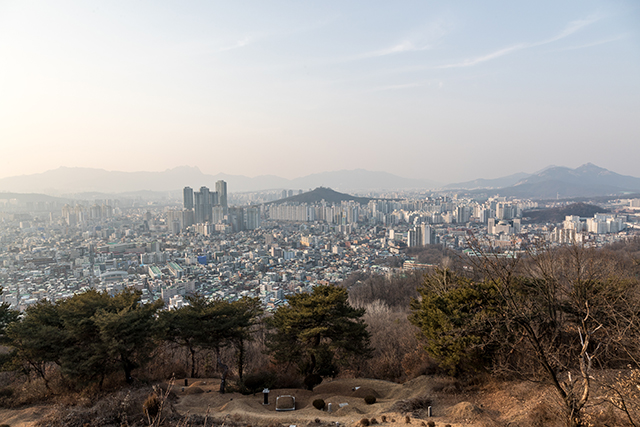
[[1, 374, 638, 427], [34, 388, 152, 427], [389, 395, 432, 417]]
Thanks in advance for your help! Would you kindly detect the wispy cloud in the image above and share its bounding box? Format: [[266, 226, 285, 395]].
[[219, 36, 253, 52], [310, 38, 436, 66], [216, 16, 340, 56], [349, 16, 452, 61], [438, 43, 526, 69], [550, 34, 626, 52], [438, 15, 601, 69], [359, 41, 433, 59], [539, 16, 600, 44]]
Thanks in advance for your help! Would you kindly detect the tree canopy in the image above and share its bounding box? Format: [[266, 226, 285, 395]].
[[266, 284, 372, 380], [7, 289, 163, 387], [159, 295, 262, 379], [410, 242, 640, 427]]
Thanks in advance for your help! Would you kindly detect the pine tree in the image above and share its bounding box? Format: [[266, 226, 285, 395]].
[[159, 296, 208, 378], [266, 285, 372, 379], [93, 290, 163, 384], [6, 299, 65, 388]]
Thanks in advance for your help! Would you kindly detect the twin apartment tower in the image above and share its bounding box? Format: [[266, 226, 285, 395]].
[[183, 180, 227, 224]]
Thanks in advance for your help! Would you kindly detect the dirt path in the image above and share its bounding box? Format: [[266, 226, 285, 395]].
[[0, 405, 53, 427]]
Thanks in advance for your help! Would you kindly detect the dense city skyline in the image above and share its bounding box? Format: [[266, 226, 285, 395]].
[[1, 1, 639, 182]]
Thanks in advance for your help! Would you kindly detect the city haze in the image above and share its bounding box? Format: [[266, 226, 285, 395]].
[[1, 1, 639, 181]]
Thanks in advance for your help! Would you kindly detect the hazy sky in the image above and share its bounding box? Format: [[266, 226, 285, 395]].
[[1, 1, 639, 183]]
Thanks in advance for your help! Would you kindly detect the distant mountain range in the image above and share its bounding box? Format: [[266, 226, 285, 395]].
[[496, 163, 640, 198], [0, 167, 439, 195], [445, 172, 532, 190], [0, 163, 639, 199], [445, 163, 640, 198]]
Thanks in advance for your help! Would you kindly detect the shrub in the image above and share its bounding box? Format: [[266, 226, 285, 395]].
[[381, 416, 387, 423], [143, 392, 160, 420], [360, 418, 370, 426], [312, 399, 326, 410], [364, 395, 376, 404], [405, 415, 411, 423], [242, 371, 276, 394], [371, 418, 378, 424], [304, 374, 323, 391], [427, 422, 435, 427]]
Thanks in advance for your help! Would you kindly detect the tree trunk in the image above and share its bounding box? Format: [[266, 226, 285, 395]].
[[190, 346, 196, 378], [308, 335, 321, 376], [123, 357, 135, 384], [216, 348, 229, 393], [236, 339, 245, 381], [308, 352, 316, 377]]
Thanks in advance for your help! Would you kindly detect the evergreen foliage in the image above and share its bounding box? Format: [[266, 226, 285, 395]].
[[265, 284, 372, 379], [241, 371, 276, 394], [7, 289, 162, 387], [158, 295, 261, 379], [409, 269, 503, 374], [0, 286, 20, 369], [0, 288, 19, 346], [410, 242, 640, 427], [4, 299, 64, 387], [158, 297, 207, 378]]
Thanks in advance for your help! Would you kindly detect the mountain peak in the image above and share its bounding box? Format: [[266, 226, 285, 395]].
[[575, 163, 609, 175], [269, 187, 371, 205], [505, 163, 640, 198]]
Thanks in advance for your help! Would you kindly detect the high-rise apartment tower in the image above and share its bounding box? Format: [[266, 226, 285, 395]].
[[216, 180, 228, 211], [183, 187, 194, 210]]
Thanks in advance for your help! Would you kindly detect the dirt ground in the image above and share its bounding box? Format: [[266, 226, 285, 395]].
[[167, 375, 561, 427], [0, 405, 52, 427], [0, 375, 567, 427]]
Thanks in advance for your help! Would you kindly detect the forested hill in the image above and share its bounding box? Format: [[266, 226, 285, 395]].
[[267, 187, 372, 205], [522, 202, 609, 224]]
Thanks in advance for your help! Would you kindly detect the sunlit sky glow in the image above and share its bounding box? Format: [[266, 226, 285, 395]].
[[1, 0, 639, 182]]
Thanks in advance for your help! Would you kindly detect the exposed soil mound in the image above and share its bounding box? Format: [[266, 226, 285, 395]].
[[189, 381, 210, 387], [3, 375, 613, 427], [314, 378, 394, 399], [446, 401, 482, 420], [182, 386, 204, 395], [334, 404, 364, 415], [392, 396, 431, 412], [351, 387, 379, 399]]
